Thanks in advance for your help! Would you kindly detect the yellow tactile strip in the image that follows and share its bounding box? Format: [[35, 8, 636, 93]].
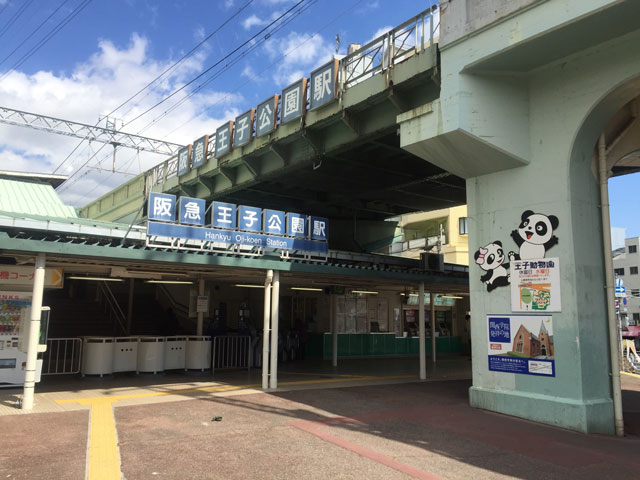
[[87, 400, 122, 480]]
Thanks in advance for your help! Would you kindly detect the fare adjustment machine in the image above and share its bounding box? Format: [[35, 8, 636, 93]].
[[0, 293, 48, 387]]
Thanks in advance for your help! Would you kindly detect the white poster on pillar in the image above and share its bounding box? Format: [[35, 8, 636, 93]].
[[510, 258, 561, 312]]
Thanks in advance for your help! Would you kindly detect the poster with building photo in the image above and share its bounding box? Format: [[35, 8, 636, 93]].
[[487, 314, 555, 377], [510, 258, 561, 312]]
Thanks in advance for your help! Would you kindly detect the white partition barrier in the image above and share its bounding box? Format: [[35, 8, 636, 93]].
[[164, 336, 186, 370], [212, 335, 252, 376], [185, 336, 211, 371], [113, 337, 138, 373], [81, 337, 115, 377], [137, 336, 165, 374]]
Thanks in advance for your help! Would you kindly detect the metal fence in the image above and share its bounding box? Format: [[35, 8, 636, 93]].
[[42, 338, 82, 375], [212, 335, 252, 375]]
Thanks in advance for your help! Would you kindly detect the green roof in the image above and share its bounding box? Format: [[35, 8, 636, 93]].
[[0, 178, 77, 219]]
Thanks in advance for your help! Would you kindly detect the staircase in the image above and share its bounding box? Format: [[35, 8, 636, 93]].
[[46, 296, 114, 337]]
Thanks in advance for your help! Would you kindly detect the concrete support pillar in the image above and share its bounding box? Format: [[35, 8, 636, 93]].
[[418, 282, 426, 379], [331, 295, 338, 367], [430, 292, 436, 363], [262, 270, 273, 390], [196, 278, 205, 336], [269, 271, 280, 389], [126, 279, 134, 335], [22, 253, 45, 411]]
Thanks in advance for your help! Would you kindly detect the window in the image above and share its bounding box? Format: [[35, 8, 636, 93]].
[[632, 289, 640, 298], [459, 217, 468, 235], [634, 313, 640, 322], [614, 268, 624, 276], [630, 245, 638, 254], [631, 266, 639, 275]]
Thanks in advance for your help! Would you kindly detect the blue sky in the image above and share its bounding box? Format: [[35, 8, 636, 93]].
[[0, 0, 637, 241]]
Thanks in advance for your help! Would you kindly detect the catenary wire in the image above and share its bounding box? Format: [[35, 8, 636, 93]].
[[0, 0, 35, 41]]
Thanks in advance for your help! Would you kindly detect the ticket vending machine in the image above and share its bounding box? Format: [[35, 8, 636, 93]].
[[0, 292, 47, 387]]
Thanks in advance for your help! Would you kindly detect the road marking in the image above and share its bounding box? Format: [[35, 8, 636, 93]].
[[54, 371, 468, 480], [87, 399, 121, 480], [291, 418, 443, 480]]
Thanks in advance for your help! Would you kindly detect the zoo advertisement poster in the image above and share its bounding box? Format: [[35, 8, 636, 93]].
[[487, 314, 555, 377], [510, 257, 561, 312]]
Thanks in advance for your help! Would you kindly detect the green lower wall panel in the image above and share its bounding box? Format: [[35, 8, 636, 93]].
[[308, 333, 462, 358]]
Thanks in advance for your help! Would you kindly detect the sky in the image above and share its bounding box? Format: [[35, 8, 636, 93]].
[[0, 0, 636, 239]]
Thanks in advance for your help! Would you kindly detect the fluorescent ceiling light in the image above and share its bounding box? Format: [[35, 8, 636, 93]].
[[291, 287, 323, 292], [440, 295, 463, 299], [235, 284, 265, 289], [146, 280, 193, 285], [399, 293, 419, 296], [351, 290, 378, 295], [68, 276, 124, 282]]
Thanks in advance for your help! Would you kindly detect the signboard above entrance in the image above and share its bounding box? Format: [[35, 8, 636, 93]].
[[147, 193, 329, 257]]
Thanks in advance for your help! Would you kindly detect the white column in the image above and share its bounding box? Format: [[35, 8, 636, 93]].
[[331, 295, 338, 367], [22, 253, 45, 411], [418, 282, 426, 379], [430, 292, 436, 363], [196, 278, 205, 336], [269, 271, 280, 389], [262, 270, 273, 390]]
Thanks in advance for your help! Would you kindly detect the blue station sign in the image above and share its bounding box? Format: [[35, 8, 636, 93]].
[[147, 195, 328, 255]]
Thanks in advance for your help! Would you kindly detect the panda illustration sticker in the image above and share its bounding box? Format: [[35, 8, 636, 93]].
[[508, 210, 559, 261], [474, 241, 510, 292]]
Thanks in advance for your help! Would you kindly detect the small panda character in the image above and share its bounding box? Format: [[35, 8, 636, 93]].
[[508, 210, 559, 261], [474, 241, 510, 292]]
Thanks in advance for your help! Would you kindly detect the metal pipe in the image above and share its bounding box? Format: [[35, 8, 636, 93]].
[[269, 271, 280, 389], [331, 295, 338, 367], [262, 270, 273, 389], [418, 282, 426, 379], [126, 278, 134, 335], [22, 253, 46, 410], [598, 133, 624, 436], [196, 278, 205, 336], [430, 292, 436, 363]]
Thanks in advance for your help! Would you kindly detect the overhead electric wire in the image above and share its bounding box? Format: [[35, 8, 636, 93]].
[[0, 0, 35, 41], [0, 0, 71, 69], [135, 0, 317, 136], [109, 0, 253, 121], [121, 0, 308, 129], [53, 0, 252, 176], [0, 0, 93, 82]]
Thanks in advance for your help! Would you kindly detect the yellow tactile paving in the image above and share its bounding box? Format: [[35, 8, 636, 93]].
[[87, 399, 121, 480]]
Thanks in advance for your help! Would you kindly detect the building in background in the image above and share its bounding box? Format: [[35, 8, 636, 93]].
[[613, 237, 640, 325], [385, 205, 469, 266]]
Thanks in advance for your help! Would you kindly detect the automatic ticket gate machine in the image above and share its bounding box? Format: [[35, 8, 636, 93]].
[[0, 292, 48, 387]]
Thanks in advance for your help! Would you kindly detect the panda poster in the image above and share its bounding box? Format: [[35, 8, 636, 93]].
[[510, 257, 561, 312], [488, 314, 555, 377]]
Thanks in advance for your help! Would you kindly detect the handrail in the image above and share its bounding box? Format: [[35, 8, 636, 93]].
[[141, 8, 438, 193], [98, 281, 127, 335]]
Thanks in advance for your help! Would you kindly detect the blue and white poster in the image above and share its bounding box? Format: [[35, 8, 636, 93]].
[[487, 314, 555, 377]]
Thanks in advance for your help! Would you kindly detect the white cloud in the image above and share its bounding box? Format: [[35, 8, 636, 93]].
[[0, 33, 244, 207], [264, 31, 334, 86], [242, 14, 265, 30]]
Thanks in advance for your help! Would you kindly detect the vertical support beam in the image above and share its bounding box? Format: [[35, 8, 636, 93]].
[[269, 271, 280, 389], [126, 279, 134, 335], [599, 134, 624, 436], [262, 270, 273, 390], [196, 278, 205, 336], [22, 253, 45, 411], [430, 292, 436, 363], [418, 282, 426, 379], [331, 295, 338, 367]]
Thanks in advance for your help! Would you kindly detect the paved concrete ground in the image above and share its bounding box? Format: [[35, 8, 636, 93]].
[[1, 360, 640, 479]]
